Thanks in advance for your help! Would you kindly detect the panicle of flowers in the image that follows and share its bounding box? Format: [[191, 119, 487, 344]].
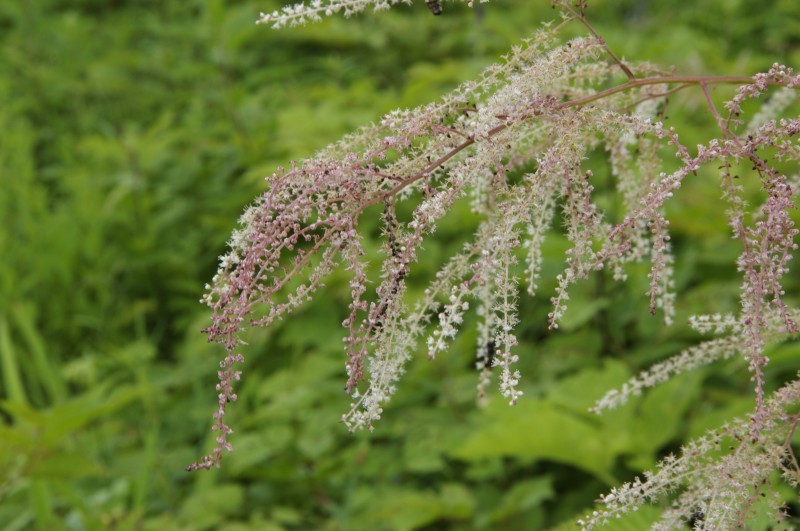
[[713, 116, 800, 428], [540, 108, 678, 327], [746, 86, 798, 134], [474, 202, 525, 403], [581, 377, 800, 530], [257, 0, 409, 28], [725, 63, 800, 120], [590, 335, 741, 414], [257, 0, 494, 28], [589, 110, 662, 288], [193, 12, 800, 530], [522, 172, 558, 296], [492, 247, 522, 404], [688, 312, 739, 335], [586, 97, 798, 452], [320, 24, 564, 160], [337, 31, 640, 424], [592, 308, 800, 414], [426, 282, 471, 359], [565, 64, 800, 525]]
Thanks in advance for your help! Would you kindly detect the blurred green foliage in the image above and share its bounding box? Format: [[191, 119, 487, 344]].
[[1, 0, 799, 529]]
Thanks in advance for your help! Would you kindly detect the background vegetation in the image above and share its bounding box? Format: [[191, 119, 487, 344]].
[[1, 0, 799, 529]]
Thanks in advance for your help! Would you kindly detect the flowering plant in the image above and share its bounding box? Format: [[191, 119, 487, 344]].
[[188, 1, 800, 528]]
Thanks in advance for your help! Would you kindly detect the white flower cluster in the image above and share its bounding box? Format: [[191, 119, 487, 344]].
[[583, 377, 800, 529], [688, 312, 740, 335], [591, 335, 741, 413], [746, 87, 798, 133], [258, 0, 408, 28], [257, 0, 492, 28], [426, 291, 470, 358], [593, 309, 800, 414]]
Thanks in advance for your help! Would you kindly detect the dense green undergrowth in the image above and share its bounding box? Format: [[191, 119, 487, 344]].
[[1, 0, 799, 529]]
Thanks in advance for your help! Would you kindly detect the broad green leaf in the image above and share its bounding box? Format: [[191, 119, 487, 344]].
[[484, 477, 554, 525], [451, 399, 619, 484], [179, 484, 245, 529]]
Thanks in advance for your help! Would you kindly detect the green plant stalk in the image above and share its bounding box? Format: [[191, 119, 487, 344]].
[[12, 303, 66, 403], [29, 480, 56, 531], [0, 315, 27, 406]]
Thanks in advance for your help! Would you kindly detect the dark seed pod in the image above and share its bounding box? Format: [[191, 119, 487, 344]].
[[484, 340, 496, 369], [426, 0, 442, 15]]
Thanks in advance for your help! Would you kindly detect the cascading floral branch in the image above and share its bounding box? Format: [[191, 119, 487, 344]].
[[187, 0, 800, 528]]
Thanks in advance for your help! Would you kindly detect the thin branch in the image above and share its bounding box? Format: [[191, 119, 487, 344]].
[[700, 81, 734, 138], [783, 413, 800, 477], [362, 75, 787, 212], [559, 1, 636, 81], [620, 83, 691, 113]]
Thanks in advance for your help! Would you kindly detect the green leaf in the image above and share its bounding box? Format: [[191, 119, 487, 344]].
[[439, 483, 475, 518], [179, 484, 245, 529], [366, 489, 445, 531], [485, 477, 554, 525], [227, 427, 293, 476], [625, 370, 704, 469], [547, 359, 631, 414], [10, 303, 67, 404], [27, 451, 105, 479], [362, 483, 475, 531], [451, 399, 619, 484], [0, 315, 27, 406], [557, 296, 610, 332]]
